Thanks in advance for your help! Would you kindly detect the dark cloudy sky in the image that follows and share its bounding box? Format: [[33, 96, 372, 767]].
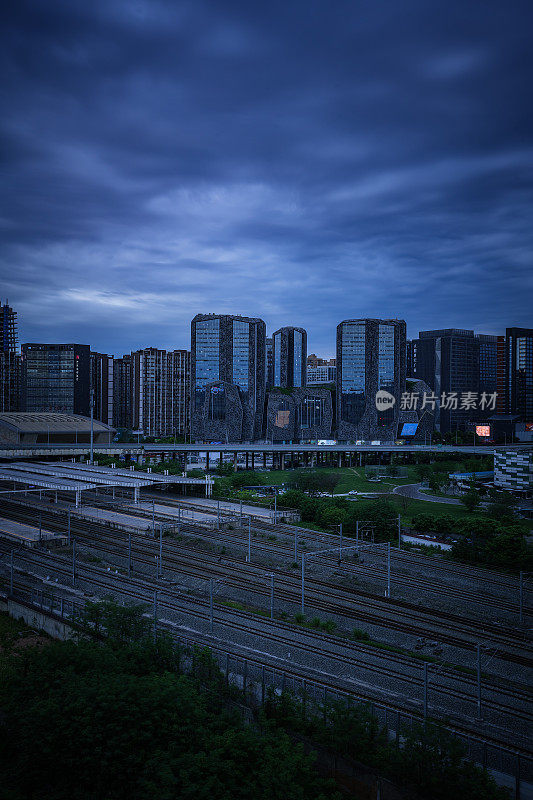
[[1, 0, 532, 357]]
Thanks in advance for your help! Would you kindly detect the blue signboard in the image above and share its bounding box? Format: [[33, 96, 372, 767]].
[[400, 423, 418, 436]]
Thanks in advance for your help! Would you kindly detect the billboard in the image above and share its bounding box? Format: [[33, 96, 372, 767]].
[[475, 425, 491, 437], [318, 439, 337, 446], [400, 423, 418, 436]]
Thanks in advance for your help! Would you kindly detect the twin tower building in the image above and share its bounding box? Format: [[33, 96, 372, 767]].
[[191, 314, 408, 443]]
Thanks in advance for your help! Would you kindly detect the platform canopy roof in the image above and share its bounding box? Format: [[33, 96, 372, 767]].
[[0, 412, 113, 434], [0, 461, 211, 491]]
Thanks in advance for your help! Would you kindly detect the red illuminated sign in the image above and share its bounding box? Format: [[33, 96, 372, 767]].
[[475, 425, 491, 437]]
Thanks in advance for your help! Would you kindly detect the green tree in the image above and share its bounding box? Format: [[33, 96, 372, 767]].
[[461, 489, 482, 512]]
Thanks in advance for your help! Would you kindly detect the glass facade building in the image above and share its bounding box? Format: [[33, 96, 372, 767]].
[[22, 343, 90, 416], [336, 319, 406, 440], [272, 326, 307, 389], [191, 314, 266, 441]]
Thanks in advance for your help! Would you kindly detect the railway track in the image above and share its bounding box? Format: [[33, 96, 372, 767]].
[[2, 499, 531, 661], [86, 501, 530, 616], [3, 543, 532, 746]]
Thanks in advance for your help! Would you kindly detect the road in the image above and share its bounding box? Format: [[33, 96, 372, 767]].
[[392, 482, 463, 504]]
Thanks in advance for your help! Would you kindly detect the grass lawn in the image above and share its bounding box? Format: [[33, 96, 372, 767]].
[[245, 466, 415, 495]]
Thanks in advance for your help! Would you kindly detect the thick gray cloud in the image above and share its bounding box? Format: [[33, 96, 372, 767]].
[[1, 0, 532, 356]]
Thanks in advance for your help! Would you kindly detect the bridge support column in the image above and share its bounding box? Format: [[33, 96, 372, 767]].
[[281, 453, 285, 471], [263, 452, 266, 468], [206, 451, 210, 471], [245, 452, 249, 470], [233, 452, 238, 472], [251, 452, 255, 471]]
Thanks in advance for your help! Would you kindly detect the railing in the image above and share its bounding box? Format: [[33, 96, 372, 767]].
[[5, 585, 531, 798]]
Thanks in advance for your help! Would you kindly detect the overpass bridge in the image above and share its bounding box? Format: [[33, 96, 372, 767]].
[[0, 441, 519, 471]]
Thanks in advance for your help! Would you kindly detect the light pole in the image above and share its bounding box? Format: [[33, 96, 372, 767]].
[[10, 549, 14, 595], [89, 387, 94, 465], [72, 538, 76, 588], [270, 573, 274, 619], [397, 514, 401, 549], [477, 643, 482, 718], [153, 590, 158, 643], [338, 523, 343, 562], [386, 541, 391, 598], [247, 517, 251, 563]]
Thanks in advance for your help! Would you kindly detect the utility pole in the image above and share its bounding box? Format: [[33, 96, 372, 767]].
[[128, 533, 132, 575], [239, 499, 243, 528], [270, 573, 274, 619], [356, 520, 359, 547], [159, 524, 163, 577], [301, 553, 306, 614], [152, 498, 155, 537], [153, 590, 158, 644], [294, 529, 298, 563], [217, 500, 220, 530], [386, 541, 391, 598], [274, 491, 277, 525], [72, 539, 76, 588], [519, 571, 523, 624], [477, 643, 482, 718], [209, 578, 214, 633], [423, 662, 428, 721], [67, 508, 71, 546], [39, 513, 42, 545], [247, 517, 251, 563], [397, 514, 401, 549], [339, 523, 343, 562], [90, 387, 94, 465], [10, 549, 14, 595]]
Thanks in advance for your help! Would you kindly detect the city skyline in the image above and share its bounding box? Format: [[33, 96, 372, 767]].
[[2, 1, 532, 356]]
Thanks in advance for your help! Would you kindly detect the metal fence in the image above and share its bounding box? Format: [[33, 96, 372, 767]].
[[7, 585, 531, 799]]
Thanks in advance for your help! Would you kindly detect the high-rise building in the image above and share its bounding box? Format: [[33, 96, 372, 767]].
[[90, 352, 114, 427], [272, 326, 307, 388], [116, 348, 190, 437], [411, 329, 479, 432], [306, 364, 336, 385], [476, 334, 498, 396], [113, 354, 133, 429], [506, 327, 533, 422], [307, 354, 336, 368], [0, 302, 20, 412], [191, 314, 266, 441], [336, 318, 406, 441], [266, 337, 274, 390], [21, 343, 90, 415]]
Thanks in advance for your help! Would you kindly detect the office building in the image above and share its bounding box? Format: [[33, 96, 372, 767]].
[[191, 314, 266, 441], [266, 387, 333, 442], [307, 364, 336, 385], [410, 329, 479, 433], [0, 302, 21, 412], [90, 352, 114, 427], [119, 348, 190, 438], [307, 354, 336, 368], [272, 326, 307, 388], [22, 343, 90, 415], [336, 318, 406, 441], [113, 354, 133, 429], [266, 337, 274, 390], [505, 327, 533, 422], [494, 448, 532, 493]]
